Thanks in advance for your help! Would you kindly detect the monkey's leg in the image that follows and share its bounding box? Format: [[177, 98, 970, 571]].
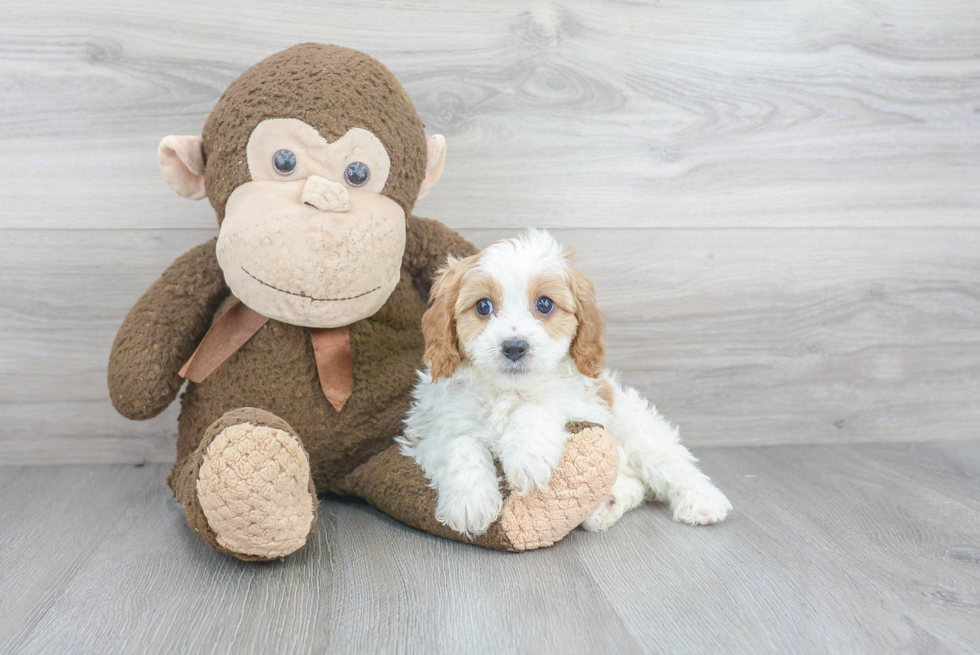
[[167, 408, 317, 561], [341, 423, 618, 551]]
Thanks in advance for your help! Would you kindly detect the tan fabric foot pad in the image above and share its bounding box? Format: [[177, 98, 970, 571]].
[[196, 423, 316, 559], [497, 426, 619, 551], [339, 424, 618, 552]]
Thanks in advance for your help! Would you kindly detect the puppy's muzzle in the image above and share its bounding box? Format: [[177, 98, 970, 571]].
[[501, 339, 528, 362]]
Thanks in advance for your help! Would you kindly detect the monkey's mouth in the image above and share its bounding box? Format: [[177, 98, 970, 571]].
[[241, 267, 380, 302]]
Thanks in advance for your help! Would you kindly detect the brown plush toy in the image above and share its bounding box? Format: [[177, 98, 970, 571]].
[[108, 44, 618, 561]]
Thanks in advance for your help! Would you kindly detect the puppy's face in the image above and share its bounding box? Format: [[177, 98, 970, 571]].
[[423, 230, 604, 382]]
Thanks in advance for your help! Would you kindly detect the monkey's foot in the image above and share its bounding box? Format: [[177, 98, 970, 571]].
[[490, 424, 618, 551], [339, 422, 617, 553], [171, 408, 317, 561]]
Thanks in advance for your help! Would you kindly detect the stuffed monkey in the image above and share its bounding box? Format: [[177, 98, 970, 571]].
[[108, 44, 618, 561]]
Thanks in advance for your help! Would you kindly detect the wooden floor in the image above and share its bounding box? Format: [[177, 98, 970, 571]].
[[2, 441, 978, 654]]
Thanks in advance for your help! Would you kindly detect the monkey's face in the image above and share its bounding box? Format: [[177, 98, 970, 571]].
[[158, 45, 446, 328], [215, 118, 405, 328]]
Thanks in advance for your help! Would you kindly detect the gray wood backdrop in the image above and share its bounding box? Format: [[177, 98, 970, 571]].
[[1, 0, 977, 464]]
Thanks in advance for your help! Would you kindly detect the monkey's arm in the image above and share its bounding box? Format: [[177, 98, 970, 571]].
[[108, 238, 227, 420], [402, 215, 478, 297]]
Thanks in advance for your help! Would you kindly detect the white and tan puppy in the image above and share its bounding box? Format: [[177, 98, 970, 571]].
[[399, 230, 732, 537]]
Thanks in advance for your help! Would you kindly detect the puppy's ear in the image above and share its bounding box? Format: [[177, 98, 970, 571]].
[[569, 267, 606, 378], [422, 255, 468, 380]]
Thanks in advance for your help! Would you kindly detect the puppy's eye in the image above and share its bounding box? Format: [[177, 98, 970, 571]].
[[344, 161, 370, 187], [475, 298, 494, 316], [536, 296, 555, 314], [273, 149, 297, 176]]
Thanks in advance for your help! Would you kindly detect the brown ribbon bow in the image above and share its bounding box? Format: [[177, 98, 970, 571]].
[[179, 300, 354, 412]]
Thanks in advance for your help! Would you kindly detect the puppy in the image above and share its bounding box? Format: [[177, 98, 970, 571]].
[[398, 230, 732, 537]]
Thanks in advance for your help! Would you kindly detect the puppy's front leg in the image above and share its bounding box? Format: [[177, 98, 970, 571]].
[[497, 411, 569, 495], [412, 435, 503, 537]]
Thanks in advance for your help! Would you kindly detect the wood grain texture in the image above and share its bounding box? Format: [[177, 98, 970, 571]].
[[0, 465, 162, 651], [578, 442, 980, 654], [0, 0, 977, 229], [1, 227, 977, 463], [2, 442, 979, 654]]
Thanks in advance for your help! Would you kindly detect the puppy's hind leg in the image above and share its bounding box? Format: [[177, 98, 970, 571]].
[[582, 448, 645, 532], [609, 383, 732, 525], [658, 452, 732, 526]]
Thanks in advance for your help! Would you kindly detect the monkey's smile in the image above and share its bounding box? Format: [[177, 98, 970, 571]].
[[242, 267, 380, 302]]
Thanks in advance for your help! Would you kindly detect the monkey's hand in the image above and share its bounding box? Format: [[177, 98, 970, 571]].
[[402, 215, 478, 297], [108, 238, 227, 420]]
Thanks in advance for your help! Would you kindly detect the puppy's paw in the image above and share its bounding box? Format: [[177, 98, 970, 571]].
[[582, 473, 645, 532], [504, 454, 558, 496], [671, 483, 733, 525], [582, 494, 626, 532], [435, 484, 503, 538]]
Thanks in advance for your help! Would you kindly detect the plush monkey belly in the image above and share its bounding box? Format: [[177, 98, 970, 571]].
[[172, 270, 427, 497]]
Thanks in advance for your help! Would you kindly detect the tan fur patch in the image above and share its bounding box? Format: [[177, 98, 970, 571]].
[[423, 253, 483, 379], [568, 267, 606, 378], [541, 306, 577, 342], [455, 272, 502, 316], [597, 378, 615, 408], [529, 271, 575, 314], [197, 422, 315, 559], [454, 311, 488, 348], [454, 271, 501, 347], [527, 271, 578, 342]]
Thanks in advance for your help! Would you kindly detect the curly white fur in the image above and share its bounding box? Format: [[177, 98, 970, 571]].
[[399, 229, 732, 537]]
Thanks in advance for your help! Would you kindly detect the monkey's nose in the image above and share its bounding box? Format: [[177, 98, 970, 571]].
[[501, 339, 528, 361], [302, 175, 351, 213]]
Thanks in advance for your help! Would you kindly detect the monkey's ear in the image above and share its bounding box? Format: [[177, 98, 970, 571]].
[[416, 134, 446, 202], [158, 135, 207, 200]]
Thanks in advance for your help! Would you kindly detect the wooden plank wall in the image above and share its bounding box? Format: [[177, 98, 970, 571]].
[[1, 0, 977, 464]]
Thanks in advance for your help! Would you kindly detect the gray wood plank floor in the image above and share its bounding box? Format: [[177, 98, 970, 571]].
[[2, 442, 978, 654]]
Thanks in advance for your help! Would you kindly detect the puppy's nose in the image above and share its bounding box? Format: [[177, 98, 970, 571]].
[[501, 339, 528, 361], [302, 175, 351, 213]]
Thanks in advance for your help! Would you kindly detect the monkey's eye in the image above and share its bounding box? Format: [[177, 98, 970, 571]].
[[344, 161, 370, 187], [475, 298, 494, 317], [273, 149, 297, 176], [536, 297, 555, 314]]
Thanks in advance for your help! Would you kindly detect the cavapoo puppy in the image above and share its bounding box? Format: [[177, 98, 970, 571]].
[[398, 230, 732, 537]]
